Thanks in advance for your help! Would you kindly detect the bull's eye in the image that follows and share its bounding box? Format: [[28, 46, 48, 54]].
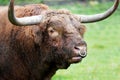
[[50, 30, 54, 33], [48, 27, 59, 38], [78, 28, 81, 32]]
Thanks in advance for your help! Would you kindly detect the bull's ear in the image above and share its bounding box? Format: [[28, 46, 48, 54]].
[[30, 26, 42, 45], [27, 20, 47, 44], [79, 24, 86, 37]]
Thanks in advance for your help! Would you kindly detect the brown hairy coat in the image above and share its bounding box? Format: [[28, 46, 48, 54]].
[[0, 4, 87, 80]]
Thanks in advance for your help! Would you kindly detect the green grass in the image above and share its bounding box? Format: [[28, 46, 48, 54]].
[[0, 0, 43, 5], [52, 2, 120, 80], [1, 1, 119, 80]]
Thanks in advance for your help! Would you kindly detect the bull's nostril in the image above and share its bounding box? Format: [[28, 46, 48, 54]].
[[80, 52, 87, 58], [74, 46, 87, 58], [74, 46, 80, 50]]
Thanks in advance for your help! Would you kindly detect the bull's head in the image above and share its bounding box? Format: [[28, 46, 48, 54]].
[[8, 0, 119, 68]]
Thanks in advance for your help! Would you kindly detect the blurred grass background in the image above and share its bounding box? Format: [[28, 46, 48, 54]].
[[0, 0, 120, 80]]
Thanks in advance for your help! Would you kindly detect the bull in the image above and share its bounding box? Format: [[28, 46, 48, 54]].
[[0, 0, 119, 80]]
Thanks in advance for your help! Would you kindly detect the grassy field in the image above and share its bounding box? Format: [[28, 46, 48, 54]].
[[51, 2, 120, 80], [0, 1, 119, 80], [0, 0, 43, 5]]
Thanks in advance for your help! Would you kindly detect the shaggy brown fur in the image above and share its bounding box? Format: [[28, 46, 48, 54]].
[[0, 4, 87, 80]]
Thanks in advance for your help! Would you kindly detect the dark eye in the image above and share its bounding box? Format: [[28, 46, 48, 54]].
[[48, 27, 54, 33], [48, 27, 59, 38], [78, 28, 81, 31], [50, 29, 54, 33]]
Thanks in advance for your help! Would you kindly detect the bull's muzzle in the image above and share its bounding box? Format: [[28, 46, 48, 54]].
[[73, 41, 87, 58]]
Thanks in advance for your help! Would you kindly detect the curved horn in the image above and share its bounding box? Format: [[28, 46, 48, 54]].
[[78, 0, 119, 23], [8, 0, 43, 26]]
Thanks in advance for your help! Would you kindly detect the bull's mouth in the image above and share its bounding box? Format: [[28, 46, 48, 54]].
[[68, 50, 87, 63], [68, 56, 82, 63]]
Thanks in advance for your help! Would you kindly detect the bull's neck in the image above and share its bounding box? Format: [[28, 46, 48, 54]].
[[10, 27, 58, 80], [40, 63, 58, 80]]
